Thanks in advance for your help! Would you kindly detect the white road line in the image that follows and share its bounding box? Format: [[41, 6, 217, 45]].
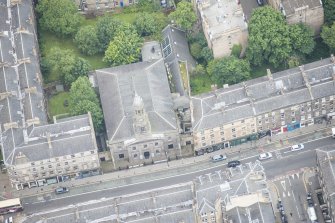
[[287, 176, 292, 187], [291, 190, 301, 219]]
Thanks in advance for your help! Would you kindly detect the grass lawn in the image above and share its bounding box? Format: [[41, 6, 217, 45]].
[[179, 62, 190, 92], [40, 31, 108, 83], [48, 92, 71, 118]]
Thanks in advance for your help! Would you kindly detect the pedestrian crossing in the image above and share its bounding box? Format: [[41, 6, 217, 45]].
[[275, 150, 282, 159]]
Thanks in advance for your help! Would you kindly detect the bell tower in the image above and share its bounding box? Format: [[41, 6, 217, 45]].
[[133, 93, 151, 137]]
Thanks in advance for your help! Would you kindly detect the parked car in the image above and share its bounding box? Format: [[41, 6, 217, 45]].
[[227, 160, 241, 168], [55, 187, 69, 194], [291, 144, 304, 151], [211, 154, 227, 162], [258, 152, 273, 161], [257, 0, 264, 6], [206, 147, 214, 153]]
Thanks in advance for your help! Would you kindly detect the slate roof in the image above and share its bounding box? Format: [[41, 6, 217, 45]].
[[281, 0, 323, 17], [226, 202, 275, 223], [0, 0, 98, 167], [96, 59, 177, 141], [162, 25, 196, 96], [191, 57, 335, 131]]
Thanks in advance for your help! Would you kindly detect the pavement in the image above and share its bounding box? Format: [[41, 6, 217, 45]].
[[1, 122, 332, 200]]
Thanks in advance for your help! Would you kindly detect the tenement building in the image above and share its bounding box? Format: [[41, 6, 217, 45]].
[[191, 56, 335, 153], [316, 146, 335, 223], [268, 0, 324, 35], [196, 0, 248, 58], [0, 0, 100, 189], [96, 57, 181, 169]]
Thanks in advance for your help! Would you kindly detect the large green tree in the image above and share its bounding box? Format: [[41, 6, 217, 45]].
[[246, 7, 292, 67], [96, 16, 121, 52], [134, 13, 157, 36], [289, 23, 315, 55], [48, 47, 90, 86], [321, 22, 335, 51], [323, 0, 335, 24], [36, 0, 82, 36], [69, 77, 103, 132], [103, 28, 143, 66], [169, 1, 197, 31], [207, 57, 251, 86], [74, 26, 100, 56]]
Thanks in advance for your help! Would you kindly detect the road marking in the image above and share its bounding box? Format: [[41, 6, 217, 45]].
[[275, 150, 282, 159], [287, 191, 290, 197], [291, 190, 301, 219], [295, 173, 300, 179], [281, 181, 286, 191], [287, 176, 292, 187], [283, 192, 286, 198]]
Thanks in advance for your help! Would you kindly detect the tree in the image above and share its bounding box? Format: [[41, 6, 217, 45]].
[[190, 42, 202, 60], [191, 64, 207, 76], [246, 7, 292, 67], [103, 29, 143, 66], [321, 22, 335, 51], [71, 100, 104, 132], [48, 47, 90, 86], [69, 77, 103, 132], [289, 23, 315, 55], [169, 1, 197, 31], [96, 16, 122, 52], [200, 47, 213, 63], [231, 44, 242, 58], [134, 13, 157, 36], [36, 0, 82, 36], [74, 26, 100, 56], [323, 0, 335, 24], [207, 57, 251, 86]]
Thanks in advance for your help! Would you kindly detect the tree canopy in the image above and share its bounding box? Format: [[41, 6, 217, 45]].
[[74, 26, 100, 56], [96, 16, 122, 52], [207, 57, 251, 86], [103, 27, 143, 66], [48, 47, 90, 86], [246, 6, 315, 68], [169, 1, 197, 31], [134, 13, 158, 36], [69, 77, 104, 132], [321, 22, 335, 51], [36, 0, 82, 36], [323, 0, 335, 24]]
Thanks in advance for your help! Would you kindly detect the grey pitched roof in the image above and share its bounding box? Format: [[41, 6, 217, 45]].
[[316, 147, 335, 195], [162, 25, 196, 96], [96, 59, 177, 141], [281, 0, 322, 17], [226, 202, 275, 223], [191, 57, 335, 131], [141, 41, 163, 62], [0, 0, 97, 167]]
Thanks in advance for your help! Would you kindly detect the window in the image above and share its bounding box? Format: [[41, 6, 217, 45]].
[[48, 165, 52, 168], [202, 142, 206, 146], [201, 137, 205, 140], [132, 146, 136, 150], [143, 144, 147, 148], [291, 111, 295, 116], [71, 154, 75, 158], [32, 168, 36, 172], [186, 141, 192, 145], [73, 166, 78, 170], [280, 113, 285, 120], [119, 154, 125, 159], [221, 137, 225, 141], [155, 142, 159, 146], [258, 120, 262, 125], [91, 151, 95, 154], [65, 162, 68, 165], [41, 166, 44, 170], [241, 120, 245, 123], [168, 144, 174, 149], [292, 117, 296, 122], [31, 162, 35, 166], [265, 118, 269, 123], [57, 163, 61, 167], [133, 154, 138, 158], [210, 134, 214, 138], [232, 134, 236, 138], [156, 150, 160, 154], [211, 140, 215, 144], [231, 128, 236, 133], [49, 171, 54, 175], [220, 131, 224, 135]]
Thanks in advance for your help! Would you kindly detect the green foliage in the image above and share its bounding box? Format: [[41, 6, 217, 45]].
[[69, 77, 103, 132], [288, 55, 301, 68], [289, 23, 315, 55], [247, 6, 315, 68], [74, 26, 100, 56], [188, 32, 208, 47], [103, 28, 143, 66], [169, 1, 197, 31], [134, 13, 157, 36], [321, 22, 335, 51], [190, 42, 202, 60], [231, 44, 242, 58], [323, 0, 335, 24], [96, 16, 122, 52], [48, 47, 90, 86], [36, 0, 82, 36], [48, 92, 71, 117], [200, 47, 213, 63], [247, 7, 291, 67], [191, 64, 207, 76], [207, 56, 251, 86], [40, 57, 51, 77]]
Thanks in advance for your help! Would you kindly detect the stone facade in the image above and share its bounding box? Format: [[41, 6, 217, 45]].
[[268, 0, 324, 35]]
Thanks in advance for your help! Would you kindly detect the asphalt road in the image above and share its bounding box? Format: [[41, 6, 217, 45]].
[[22, 136, 335, 216]]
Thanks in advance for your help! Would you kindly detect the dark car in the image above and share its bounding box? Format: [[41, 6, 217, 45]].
[[55, 187, 69, 194], [257, 0, 264, 5], [227, 160, 241, 168]]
